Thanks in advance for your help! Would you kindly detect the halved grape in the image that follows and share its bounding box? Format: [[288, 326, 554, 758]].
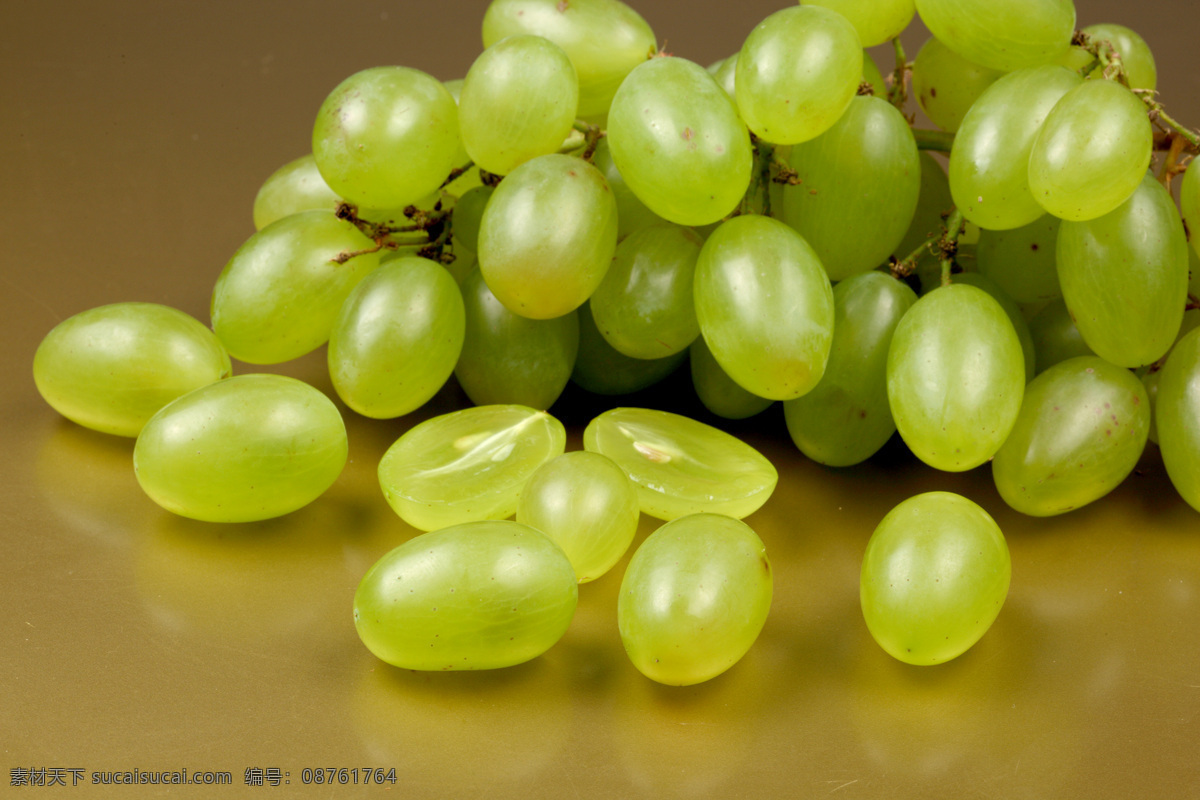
[[133, 374, 347, 522], [583, 407, 777, 520], [354, 520, 578, 670], [618, 513, 772, 685], [252, 154, 340, 230], [914, 0, 1075, 72], [378, 404, 566, 531]]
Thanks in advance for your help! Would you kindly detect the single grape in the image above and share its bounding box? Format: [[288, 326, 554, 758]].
[[914, 0, 1075, 72], [354, 520, 578, 670], [975, 214, 1062, 305], [450, 185, 494, 256], [860, 491, 1011, 665], [1182, 160, 1200, 261], [34, 303, 231, 437], [912, 36, 1005, 133], [952, 272, 1037, 379], [1081, 23, 1156, 91], [1027, 297, 1094, 375], [590, 136, 662, 241], [618, 513, 772, 685], [1150, 328, 1200, 512], [133, 374, 347, 522], [252, 154, 340, 230], [893, 151, 954, 276], [378, 404, 566, 531], [711, 53, 738, 101], [583, 407, 778, 520], [571, 302, 686, 395], [862, 51, 887, 97], [689, 336, 774, 421], [804, 0, 915, 47]]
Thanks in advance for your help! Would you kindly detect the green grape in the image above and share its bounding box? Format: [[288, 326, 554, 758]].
[[451, 185, 494, 255], [804, 0, 914, 47], [455, 268, 579, 409], [860, 491, 1010, 665], [328, 257, 465, 419], [992, 356, 1149, 516], [949, 65, 1081, 230], [1082, 23, 1156, 91], [975, 214, 1062, 305], [354, 520, 578, 670], [1182, 160, 1200, 260], [482, 0, 656, 120], [589, 222, 702, 359], [694, 215, 835, 400], [583, 407, 778, 520], [784, 272, 917, 466], [711, 53, 738, 101], [736, 6, 862, 145], [378, 404, 566, 531], [1056, 173, 1188, 368], [894, 151, 954, 273], [862, 51, 887, 97], [1028, 80, 1152, 222], [606, 56, 752, 226], [1144, 328, 1200, 512], [312, 66, 459, 210], [689, 336, 774, 421], [210, 210, 380, 364], [571, 301, 685, 395], [781, 96, 920, 280], [1028, 297, 1094, 374], [911, 36, 1005, 133], [590, 137, 662, 240], [887, 283, 1025, 471], [1139, 311, 1200, 444], [133, 374, 347, 522], [439, 77, 473, 179], [459, 35, 578, 177], [952, 272, 1037, 379], [618, 513, 771, 685], [477, 153, 617, 319], [33, 303, 231, 437], [252, 154, 340, 230], [516, 451, 640, 583], [914, 0, 1075, 72]]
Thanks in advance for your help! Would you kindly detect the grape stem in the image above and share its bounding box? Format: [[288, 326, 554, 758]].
[[913, 128, 954, 152], [938, 209, 965, 287], [887, 37, 913, 117], [740, 136, 776, 216], [439, 161, 474, 191], [571, 120, 605, 162], [890, 206, 963, 288]]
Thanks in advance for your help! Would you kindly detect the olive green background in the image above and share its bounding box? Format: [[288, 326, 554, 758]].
[[3, 1, 1199, 797]]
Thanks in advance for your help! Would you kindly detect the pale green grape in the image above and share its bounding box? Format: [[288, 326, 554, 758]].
[[804, 0, 915, 47], [914, 0, 1075, 71], [1028, 297, 1094, 374], [711, 53, 738, 101], [860, 491, 1010, 665], [781, 96, 920, 280], [887, 283, 1025, 471], [736, 6, 862, 145], [133, 374, 347, 522], [606, 56, 752, 226], [589, 222, 702, 359], [583, 407, 777, 520], [451, 185, 494, 255], [894, 151, 954, 277], [1182, 160, 1200, 260], [459, 35, 578, 176], [252, 154, 341, 230], [477, 153, 617, 319], [590, 137, 662, 240], [1147, 328, 1200, 511], [784, 272, 917, 466], [312, 66, 459, 210], [517, 451, 640, 583], [571, 301, 685, 395], [1138, 311, 1200, 445], [1028, 80, 1152, 222], [618, 513, 772, 685], [992, 356, 1149, 516], [328, 257, 465, 419], [1056, 173, 1187, 367], [354, 520, 578, 670], [210, 210, 380, 364], [862, 51, 887, 97], [949, 65, 1081, 230], [694, 214, 835, 400], [912, 36, 1006, 133], [33, 303, 231, 437], [455, 268, 579, 409], [689, 336, 774, 421], [439, 77, 473, 181], [975, 214, 1062, 305], [952, 272, 1037, 379], [378, 404, 566, 531], [1082, 23, 1156, 91], [482, 0, 656, 120]]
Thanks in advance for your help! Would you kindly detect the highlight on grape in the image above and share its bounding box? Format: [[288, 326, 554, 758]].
[[32, 0, 1200, 675]]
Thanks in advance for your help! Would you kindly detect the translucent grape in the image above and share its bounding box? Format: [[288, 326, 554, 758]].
[[992, 356, 1149, 516], [477, 153, 618, 319], [1028, 80, 1152, 222], [689, 336, 774, 421], [583, 407, 777, 520], [1157, 328, 1200, 512], [328, 256, 465, 419], [377, 404, 566, 531], [210, 209, 380, 364], [912, 36, 1005, 133], [618, 513, 772, 685], [804, 0, 915, 47], [133, 374, 347, 522], [860, 491, 1010, 665], [312, 66, 459, 210], [571, 302, 685, 395], [516, 451, 640, 582], [606, 56, 752, 226], [34, 303, 231, 437], [914, 0, 1075, 72], [354, 520, 578, 670], [975, 214, 1062, 305], [252, 154, 340, 230], [694, 215, 835, 400]]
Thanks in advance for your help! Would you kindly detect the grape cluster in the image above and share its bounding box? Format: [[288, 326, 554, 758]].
[[31, 0, 1200, 676]]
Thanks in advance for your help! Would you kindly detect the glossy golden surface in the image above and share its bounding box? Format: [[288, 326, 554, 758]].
[[3, 1, 1198, 797]]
